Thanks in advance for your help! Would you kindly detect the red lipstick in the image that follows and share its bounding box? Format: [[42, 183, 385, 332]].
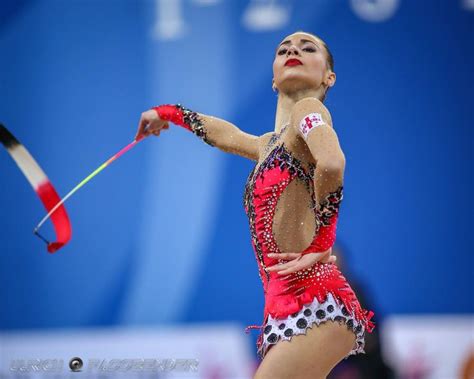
[[285, 58, 302, 66]]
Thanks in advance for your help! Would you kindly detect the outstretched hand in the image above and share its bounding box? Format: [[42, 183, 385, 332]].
[[266, 248, 336, 275], [135, 109, 170, 140]]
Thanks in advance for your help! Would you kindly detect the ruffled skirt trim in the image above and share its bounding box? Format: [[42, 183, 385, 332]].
[[246, 292, 374, 360]]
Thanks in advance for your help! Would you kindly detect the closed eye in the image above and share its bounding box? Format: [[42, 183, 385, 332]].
[[278, 46, 316, 55]]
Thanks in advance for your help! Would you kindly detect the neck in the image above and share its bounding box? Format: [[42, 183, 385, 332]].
[[274, 87, 325, 133]]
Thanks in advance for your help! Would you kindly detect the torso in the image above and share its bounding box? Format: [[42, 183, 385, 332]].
[[252, 124, 318, 255], [243, 123, 333, 291]]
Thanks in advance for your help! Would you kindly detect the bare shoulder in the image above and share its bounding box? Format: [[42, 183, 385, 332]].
[[293, 97, 332, 120], [290, 97, 333, 136]]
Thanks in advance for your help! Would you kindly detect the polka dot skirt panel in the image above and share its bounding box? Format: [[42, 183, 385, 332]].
[[258, 293, 366, 360]]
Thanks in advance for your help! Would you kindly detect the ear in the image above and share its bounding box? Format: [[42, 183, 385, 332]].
[[325, 71, 336, 88]]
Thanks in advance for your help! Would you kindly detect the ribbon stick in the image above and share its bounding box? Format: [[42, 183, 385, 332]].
[[0, 123, 72, 253], [34, 136, 144, 242], [1, 123, 145, 253]]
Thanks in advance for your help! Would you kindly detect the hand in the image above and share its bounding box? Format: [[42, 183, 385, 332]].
[[135, 109, 170, 140], [266, 248, 336, 275]]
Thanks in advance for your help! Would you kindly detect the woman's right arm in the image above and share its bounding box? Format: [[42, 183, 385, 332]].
[[135, 104, 260, 162]]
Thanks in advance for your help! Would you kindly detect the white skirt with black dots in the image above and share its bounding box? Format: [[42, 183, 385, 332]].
[[258, 293, 366, 359]]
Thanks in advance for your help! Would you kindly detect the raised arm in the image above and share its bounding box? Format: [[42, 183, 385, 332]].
[[290, 97, 345, 251], [136, 104, 260, 161]]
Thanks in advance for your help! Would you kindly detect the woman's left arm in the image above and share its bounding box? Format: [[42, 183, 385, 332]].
[[267, 97, 344, 275], [291, 97, 345, 206]]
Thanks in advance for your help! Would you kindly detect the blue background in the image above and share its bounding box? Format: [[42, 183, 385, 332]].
[[1, 0, 472, 351]]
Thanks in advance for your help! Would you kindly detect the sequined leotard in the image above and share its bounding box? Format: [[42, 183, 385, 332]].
[[243, 136, 375, 359]]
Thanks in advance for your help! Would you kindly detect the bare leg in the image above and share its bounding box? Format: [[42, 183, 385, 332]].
[[253, 320, 356, 379]]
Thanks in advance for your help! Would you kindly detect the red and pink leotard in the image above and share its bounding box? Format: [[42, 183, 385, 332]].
[[243, 140, 375, 358]]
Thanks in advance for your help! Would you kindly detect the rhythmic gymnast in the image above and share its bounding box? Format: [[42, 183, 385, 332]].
[[135, 31, 375, 379]]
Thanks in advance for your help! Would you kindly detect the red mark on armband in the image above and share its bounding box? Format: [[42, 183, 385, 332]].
[[300, 113, 325, 138]]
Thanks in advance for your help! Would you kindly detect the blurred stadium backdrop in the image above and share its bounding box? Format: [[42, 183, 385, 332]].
[[0, 1, 472, 378]]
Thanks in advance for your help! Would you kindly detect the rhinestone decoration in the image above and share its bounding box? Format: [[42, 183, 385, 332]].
[[175, 103, 215, 147], [315, 186, 344, 227]]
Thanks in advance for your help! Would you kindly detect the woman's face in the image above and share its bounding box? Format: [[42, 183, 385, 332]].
[[273, 32, 334, 94]]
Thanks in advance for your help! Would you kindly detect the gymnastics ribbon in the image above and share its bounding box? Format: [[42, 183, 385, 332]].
[[1, 123, 145, 253], [33, 135, 145, 250], [0, 123, 72, 253]]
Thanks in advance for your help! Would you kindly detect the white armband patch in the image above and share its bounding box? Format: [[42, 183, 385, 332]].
[[299, 113, 326, 139]]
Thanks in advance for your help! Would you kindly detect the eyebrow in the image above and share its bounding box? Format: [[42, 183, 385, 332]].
[[278, 38, 318, 49]]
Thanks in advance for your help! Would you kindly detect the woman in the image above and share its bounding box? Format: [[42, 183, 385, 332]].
[[135, 31, 375, 379]]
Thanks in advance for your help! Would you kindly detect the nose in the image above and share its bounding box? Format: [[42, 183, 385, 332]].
[[286, 45, 300, 56]]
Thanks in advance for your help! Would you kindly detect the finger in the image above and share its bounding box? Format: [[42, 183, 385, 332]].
[[267, 260, 296, 272], [305, 252, 325, 261], [138, 116, 148, 137], [144, 123, 155, 136], [324, 248, 334, 263], [135, 116, 148, 140], [321, 253, 336, 264], [277, 263, 308, 275], [321, 252, 332, 263], [321, 248, 332, 257], [267, 253, 302, 260]]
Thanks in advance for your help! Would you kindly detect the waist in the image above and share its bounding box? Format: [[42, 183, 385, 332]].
[[263, 261, 340, 297], [262, 262, 354, 319]]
